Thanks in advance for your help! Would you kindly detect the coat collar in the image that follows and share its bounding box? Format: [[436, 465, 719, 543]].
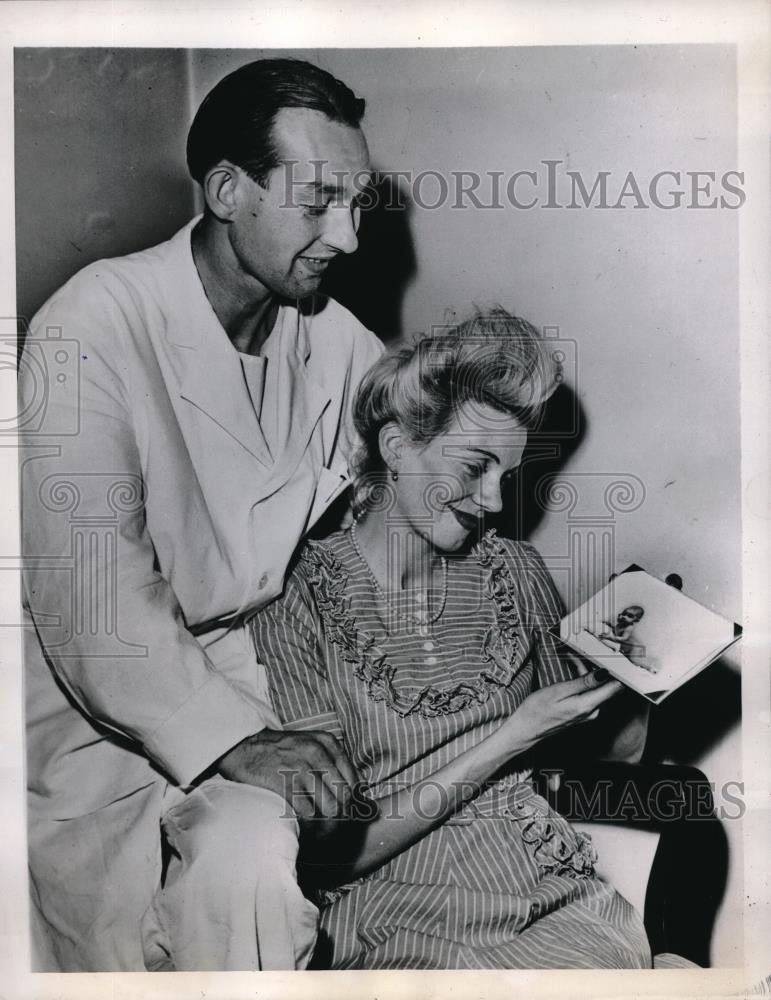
[[160, 218, 327, 471]]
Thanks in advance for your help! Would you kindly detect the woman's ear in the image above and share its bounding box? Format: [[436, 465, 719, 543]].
[[201, 160, 241, 222], [378, 422, 403, 476]]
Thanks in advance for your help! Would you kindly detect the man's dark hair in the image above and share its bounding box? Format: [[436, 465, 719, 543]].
[[186, 57, 366, 186]]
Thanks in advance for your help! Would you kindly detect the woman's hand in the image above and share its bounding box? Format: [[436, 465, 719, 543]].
[[504, 670, 623, 753]]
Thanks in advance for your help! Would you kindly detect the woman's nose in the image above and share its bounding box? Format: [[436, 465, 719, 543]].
[[479, 474, 504, 514], [321, 203, 359, 255]]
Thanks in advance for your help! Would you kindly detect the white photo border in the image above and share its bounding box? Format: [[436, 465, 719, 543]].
[[1, 2, 768, 998]]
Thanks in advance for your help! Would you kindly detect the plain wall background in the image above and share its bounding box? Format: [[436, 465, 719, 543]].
[[15, 45, 742, 966], [15, 48, 195, 322]]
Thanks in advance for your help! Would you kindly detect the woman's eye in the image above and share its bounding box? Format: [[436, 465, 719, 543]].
[[461, 462, 484, 478]]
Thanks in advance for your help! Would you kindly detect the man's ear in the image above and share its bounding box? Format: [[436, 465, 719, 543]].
[[201, 161, 243, 222], [378, 422, 403, 476]]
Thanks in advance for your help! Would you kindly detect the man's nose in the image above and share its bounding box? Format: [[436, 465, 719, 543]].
[[321, 204, 359, 255]]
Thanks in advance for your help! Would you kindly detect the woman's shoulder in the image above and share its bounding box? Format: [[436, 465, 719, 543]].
[[254, 533, 351, 638], [474, 530, 564, 620], [287, 530, 352, 596], [296, 529, 350, 567], [474, 530, 547, 571]]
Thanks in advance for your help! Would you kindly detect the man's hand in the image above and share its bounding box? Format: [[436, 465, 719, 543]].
[[216, 728, 359, 825]]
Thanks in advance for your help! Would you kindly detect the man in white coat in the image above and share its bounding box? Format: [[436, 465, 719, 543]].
[[20, 58, 382, 972]]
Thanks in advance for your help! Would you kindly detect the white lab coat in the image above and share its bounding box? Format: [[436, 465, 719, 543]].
[[20, 217, 383, 968]]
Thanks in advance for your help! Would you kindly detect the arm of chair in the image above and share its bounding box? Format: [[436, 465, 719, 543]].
[[533, 759, 727, 967], [570, 820, 660, 917]]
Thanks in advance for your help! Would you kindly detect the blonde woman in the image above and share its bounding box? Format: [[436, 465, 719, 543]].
[[252, 310, 686, 970]]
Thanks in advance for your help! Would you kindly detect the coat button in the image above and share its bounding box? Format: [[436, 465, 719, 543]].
[[425, 656, 438, 666], [422, 641, 436, 651], [258, 573, 269, 589]]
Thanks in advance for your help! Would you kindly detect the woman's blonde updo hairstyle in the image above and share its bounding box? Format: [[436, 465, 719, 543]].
[[351, 307, 560, 516]]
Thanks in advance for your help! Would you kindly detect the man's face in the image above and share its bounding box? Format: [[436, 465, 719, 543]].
[[227, 106, 371, 300]]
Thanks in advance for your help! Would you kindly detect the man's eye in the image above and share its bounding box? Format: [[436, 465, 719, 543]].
[[301, 204, 329, 217]]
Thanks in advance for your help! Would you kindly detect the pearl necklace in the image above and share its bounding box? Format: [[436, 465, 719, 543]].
[[350, 519, 449, 628]]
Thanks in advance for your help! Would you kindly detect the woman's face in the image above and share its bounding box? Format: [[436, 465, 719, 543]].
[[387, 402, 528, 552]]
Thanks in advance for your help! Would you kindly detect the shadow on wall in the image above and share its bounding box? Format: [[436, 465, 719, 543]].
[[498, 381, 587, 541], [498, 382, 742, 766], [322, 174, 415, 346], [648, 660, 742, 766]]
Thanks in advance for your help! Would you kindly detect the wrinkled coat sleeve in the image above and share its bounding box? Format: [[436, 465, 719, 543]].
[[20, 276, 273, 787]]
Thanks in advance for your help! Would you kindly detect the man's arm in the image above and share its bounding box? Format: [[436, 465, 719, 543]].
[[20, 277, 352, 796]]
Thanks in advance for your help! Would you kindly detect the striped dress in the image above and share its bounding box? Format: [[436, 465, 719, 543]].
[[252, 528, 653, 970]]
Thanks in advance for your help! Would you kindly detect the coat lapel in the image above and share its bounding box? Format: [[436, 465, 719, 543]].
[[160, 224, 273, 467], [251, 308, 332, 502], [160, 222, 331, 486], [177, 344, 273, 467]]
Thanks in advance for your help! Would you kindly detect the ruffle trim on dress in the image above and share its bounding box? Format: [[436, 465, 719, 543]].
[[317, 786, 598, 909], [477, 530, 524, 674], [300, 530, 526, 719], [502, 786, 597, 879], [316, 874, 371, 907]]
